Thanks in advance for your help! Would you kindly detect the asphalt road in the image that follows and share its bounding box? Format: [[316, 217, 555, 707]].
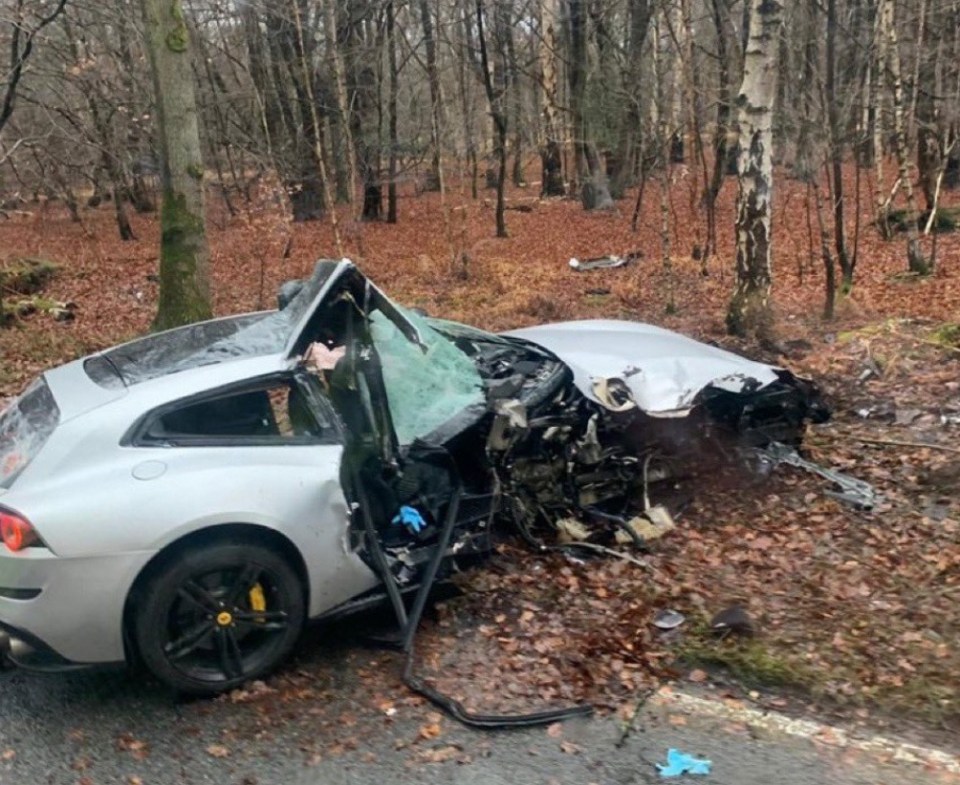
[[0, 625, 954, 785]]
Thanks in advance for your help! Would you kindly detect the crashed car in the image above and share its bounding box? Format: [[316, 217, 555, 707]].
[[0, 260, 829, 694]]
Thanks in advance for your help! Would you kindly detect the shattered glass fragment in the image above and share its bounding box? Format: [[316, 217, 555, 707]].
[[85, 263, 342, 390], [0, 378, 59, 488], [85, 312, 290, 388]]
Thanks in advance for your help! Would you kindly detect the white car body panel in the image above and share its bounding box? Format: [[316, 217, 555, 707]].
[[506, 319, 781, 416]]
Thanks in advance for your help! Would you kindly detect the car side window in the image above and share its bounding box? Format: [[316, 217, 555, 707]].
[[135, 378, 334, 446]]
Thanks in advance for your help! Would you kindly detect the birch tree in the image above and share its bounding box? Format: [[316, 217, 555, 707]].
[[726, 0, 783, 340], [139, 0, 212, 330], [538, 0, 565, 196], [879, 0, 929, 275]]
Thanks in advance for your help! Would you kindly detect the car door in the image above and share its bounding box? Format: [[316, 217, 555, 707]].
[[283, 260, 484, 449], [129, 372, 381, 617]]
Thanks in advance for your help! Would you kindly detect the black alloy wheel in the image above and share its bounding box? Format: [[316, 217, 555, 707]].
[[133, 542, 305, 694]]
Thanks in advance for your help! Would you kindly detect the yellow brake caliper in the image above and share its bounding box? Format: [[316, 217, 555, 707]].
[[248, 583, 267, 619]]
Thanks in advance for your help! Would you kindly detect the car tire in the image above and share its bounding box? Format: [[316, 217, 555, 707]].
[[133, 541, 305, 695]]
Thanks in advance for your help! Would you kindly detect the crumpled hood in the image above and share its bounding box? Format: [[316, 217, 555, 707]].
[[505, 319, 781, 416]]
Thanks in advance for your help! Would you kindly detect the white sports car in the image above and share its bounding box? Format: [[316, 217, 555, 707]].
[[0, 260, 827, 693]]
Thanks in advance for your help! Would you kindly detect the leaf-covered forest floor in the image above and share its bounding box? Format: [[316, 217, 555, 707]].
[[1, 163, 958, 738]]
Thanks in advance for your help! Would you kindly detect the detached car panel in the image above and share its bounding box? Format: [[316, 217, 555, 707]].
[[0, 260, 828, 692]]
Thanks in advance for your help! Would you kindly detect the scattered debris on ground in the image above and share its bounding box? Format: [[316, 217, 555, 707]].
[[656, 748, 712, 778], [568, 250, 643, 271]]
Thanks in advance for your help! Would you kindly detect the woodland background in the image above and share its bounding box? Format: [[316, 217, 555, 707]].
[[0, 0, 959, 733]]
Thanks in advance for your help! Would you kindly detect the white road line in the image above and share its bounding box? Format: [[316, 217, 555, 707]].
[[652, 687, 960, 775]]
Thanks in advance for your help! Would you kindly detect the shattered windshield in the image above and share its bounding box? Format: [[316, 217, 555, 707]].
[[0, 378, 60, 488], [85, 264, 339, 388], [370, 307, 484, 446]]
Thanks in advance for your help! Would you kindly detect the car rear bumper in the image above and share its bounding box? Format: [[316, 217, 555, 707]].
[[0, 623, 109, 672], [0, 547, 154, 665]]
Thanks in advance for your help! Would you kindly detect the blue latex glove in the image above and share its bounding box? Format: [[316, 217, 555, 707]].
[[657, 749, 712, 778], [391, 505, 426, 534]]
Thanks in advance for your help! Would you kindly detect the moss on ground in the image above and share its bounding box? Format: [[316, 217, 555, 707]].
[[676, 633, 818, 692], [0, 257, 59, 295]]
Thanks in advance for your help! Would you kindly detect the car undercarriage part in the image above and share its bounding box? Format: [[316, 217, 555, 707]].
[[355, 450, 593, 728], [753, 442, 883, 510]]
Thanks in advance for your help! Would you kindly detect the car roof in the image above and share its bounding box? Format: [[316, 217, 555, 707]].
[[45, 351, 291, 425]]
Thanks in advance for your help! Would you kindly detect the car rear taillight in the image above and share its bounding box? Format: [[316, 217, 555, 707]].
[[0, 510, 38, 552]]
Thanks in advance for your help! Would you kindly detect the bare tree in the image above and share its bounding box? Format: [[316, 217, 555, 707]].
[[568, 0, 612, 210], [609, 0, 653, 201], [476, 0, 509, 237], [0, 0, 68, 137], [727, 0, 783, 340], [418, 0, 444, 191]]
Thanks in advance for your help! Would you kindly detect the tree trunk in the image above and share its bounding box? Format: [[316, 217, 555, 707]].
[[387, 0, 399, 224], [825, 0, 852, 290], [726, 0, 782, 340], [63, 10, 137, 241], [568, 0, 613, 210], [610, 0, 653, 200], [504, 6, 525, 187], [477, 0, 508, 237], [323, 0, 358, 207], [871, 3, 891, 238], [459, 0, 481, 199], [419, 0, 444, 191], [813, 177, 836, 320], [704, 0, 732, 262], [291, 0, 342, 252], [274, 0, 328, 223], [879, 0, 930, 274], [915, 38, 941, 212], [353, 13, 382, 221], [653, 12, 675, 314], [139, 0, 212, 330], [538, 0, 565, 196]]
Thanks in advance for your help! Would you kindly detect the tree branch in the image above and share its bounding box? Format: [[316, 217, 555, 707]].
[[0, 0, 69, 135]]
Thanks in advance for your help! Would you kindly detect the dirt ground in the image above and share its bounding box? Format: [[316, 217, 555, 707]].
[[1, 164, 958, 730]]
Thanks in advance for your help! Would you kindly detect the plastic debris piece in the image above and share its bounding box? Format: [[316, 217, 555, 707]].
[[657, 748, 712, 778], [556, 517, 591, 543], [391, 506, 426, 534], [652, 609, 686, 630], [759, 442, 882, 510], [615, 507, 675, 545]]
